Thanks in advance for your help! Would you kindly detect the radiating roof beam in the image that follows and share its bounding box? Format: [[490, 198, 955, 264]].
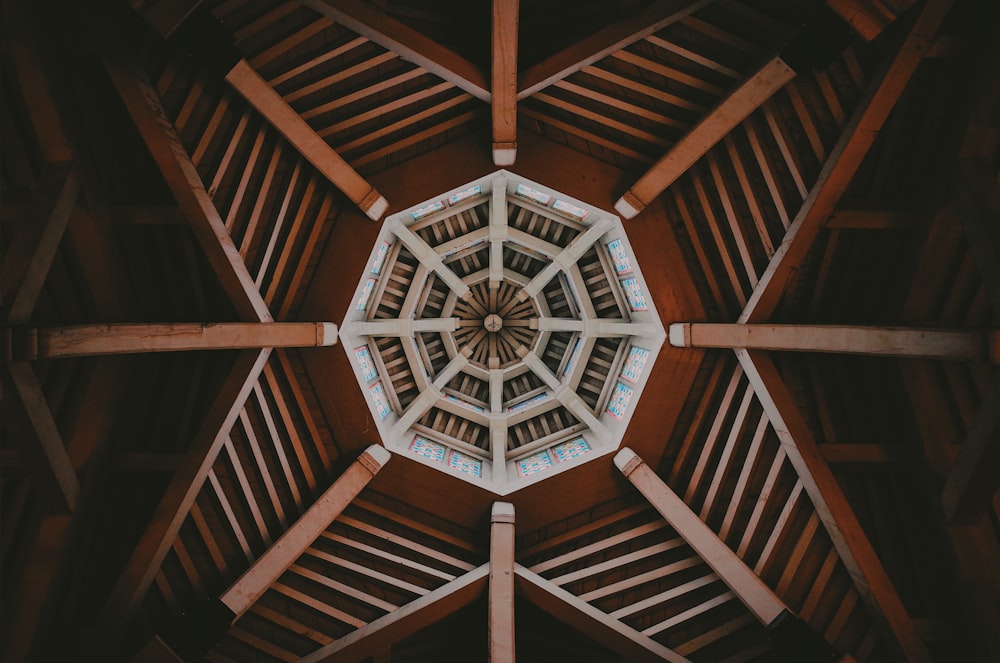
[[514, 565, 689, 663], [490, 176, 509, 285], [225, 59, 388, 221], [389, 218, 471, 298], [352, 318, 459, 337], [737, 349, 932, 663], [740, 0, 954, 323], [490, 503, 516, 662], [669, 323, 993, 363], [299, 565, 489, 662], [220, 445, 390, 620], [492, 0, 519, 165], [299, 0, 490, 101], [11, 323, 338, 360], [518, 0, 709, 99], [521, 218, 613, 297], [615, 56, 796, 219]]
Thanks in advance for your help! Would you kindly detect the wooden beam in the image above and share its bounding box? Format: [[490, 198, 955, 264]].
[[298, 564, 489, 663], [97, 349, 271, 636], [513, 565, 690, 663], [224, 59, 388, 221], [6, 362, 79, 512], [953, 158, 1000, 314], [821, 443, 901, 464], [132, 635, 186, 663], [941, 373, 1000, 522], [490, 502, 516, 663], [825, 208, 903, 229], [669, 323, 992, 363], [298, 0, 490, 101], [13, 323, 338, 360], [614, 448, 786, 625], [133, 0, 204, 38], [615, 56, 796, 219], [737, 349, 932, 663], [220, 445, 390, 619], [518, 0, 707, 99], [740, 0, 954, 323], [100, 48, 272, 322], [1, 165, 80, 323], [825, 0, 898, 41], [491, 0, 518, 165]]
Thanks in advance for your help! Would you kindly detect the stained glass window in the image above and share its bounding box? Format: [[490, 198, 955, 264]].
[[622, 278, 648, 311], [620, 347, 650, 384], [515, 183, 551, 205], [606, 381, 634, 421], [448, 184, 481, 204], [356, 278, 376, 311], [411, 200, 445, 219], [370, 382, 392, 420], [553, 199, 588, 219], [446, 393, 485, 413], [606, 239, 632, 275], [370, 241, 390, 275], [448, 450, 483, 477], [508, 392, 548, 413], [552, 437, 591, 462], [518, 451, 553, 477], [562, 338, 582, 379], [411, 436, 446, 463], [354, 346, 377, 382]]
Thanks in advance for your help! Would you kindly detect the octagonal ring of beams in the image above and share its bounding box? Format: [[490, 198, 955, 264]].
[[341, 171, 665, 495]]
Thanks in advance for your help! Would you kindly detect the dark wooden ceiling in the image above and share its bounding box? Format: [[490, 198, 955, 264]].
[[2, 0, 999, 662]]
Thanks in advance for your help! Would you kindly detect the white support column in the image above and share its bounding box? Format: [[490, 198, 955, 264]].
[[389, 218, 470, 298], [490, 175, 508, 286], [521, 218, 613, 298], [390, 352, 470, 436], [489, 502, 516, 662]]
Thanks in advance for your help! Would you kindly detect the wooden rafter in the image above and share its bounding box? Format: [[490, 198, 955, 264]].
[[740, 0, 954, 323], [614, 56, 796, 219], [132, 0, 203, 38], [669, 323, 996, 363], [298, 564, 489, 662], [941, 373, 1000, 522], [225, 59, 389, 221], [737, 349, 932, 663], [10, 322, 339, 360], [491, 0, 518, 165], [99, 46, 272, 323], [97, 349, 271, 637], [517, 0, 709, 99], [514, 565, 689, 663], [299, 0, 490, 101], [825, 0, 904, 41]]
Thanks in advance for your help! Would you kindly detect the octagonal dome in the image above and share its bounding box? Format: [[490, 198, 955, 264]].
[[341, 171, 664, 494]]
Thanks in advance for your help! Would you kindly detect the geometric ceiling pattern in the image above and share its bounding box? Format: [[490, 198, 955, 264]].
[[341, 171, 664, 492], [2, 0, 999, 662]]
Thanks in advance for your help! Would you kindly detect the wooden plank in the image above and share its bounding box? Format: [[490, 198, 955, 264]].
[[737, 350, 932, 662], [826, 208, 903, 229], [219, 445, 390, 619], [299, 0, 490, 101], [6, 362, 79, 512], [518, 0, 709, 99], [615, 56, 796, 219], [941, 373, 1000, 522], [2, 165, 80, 323], [491, 0, 518, 165], [225, 59, 388, 221], [297, 565, 489, 663], [669, 323, 989, 362], [615, 448, 787, 625], [100, 50, 271, 323], [514, 565, 690, 663], [22, 323, 338, 359], [826, 0, 897, 41], [740, 0, 954, 323], [490, 502, 516, 663], [97, 349, 271, 636]]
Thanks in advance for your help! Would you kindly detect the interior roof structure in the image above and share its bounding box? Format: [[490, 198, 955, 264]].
[[1, 0, 999, 662]]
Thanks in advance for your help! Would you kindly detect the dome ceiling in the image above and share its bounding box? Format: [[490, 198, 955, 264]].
[[341, 171, 665, 492]]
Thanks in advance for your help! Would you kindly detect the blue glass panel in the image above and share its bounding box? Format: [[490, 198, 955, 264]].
[[411, 436, 446, 463], [606, 381, 634, 421], [552, 437, 591, 463], [622, 278, 648, 311], [370, 382, 392, 420], [448, 450, 483, 477], [518, 451, 553, 477], [354, 346, 378, 382], [620, 347, 650, 384], [606, 239, 633, 275]]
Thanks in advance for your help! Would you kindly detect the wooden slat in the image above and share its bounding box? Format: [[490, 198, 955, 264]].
[[298, 0, 490, 101]]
